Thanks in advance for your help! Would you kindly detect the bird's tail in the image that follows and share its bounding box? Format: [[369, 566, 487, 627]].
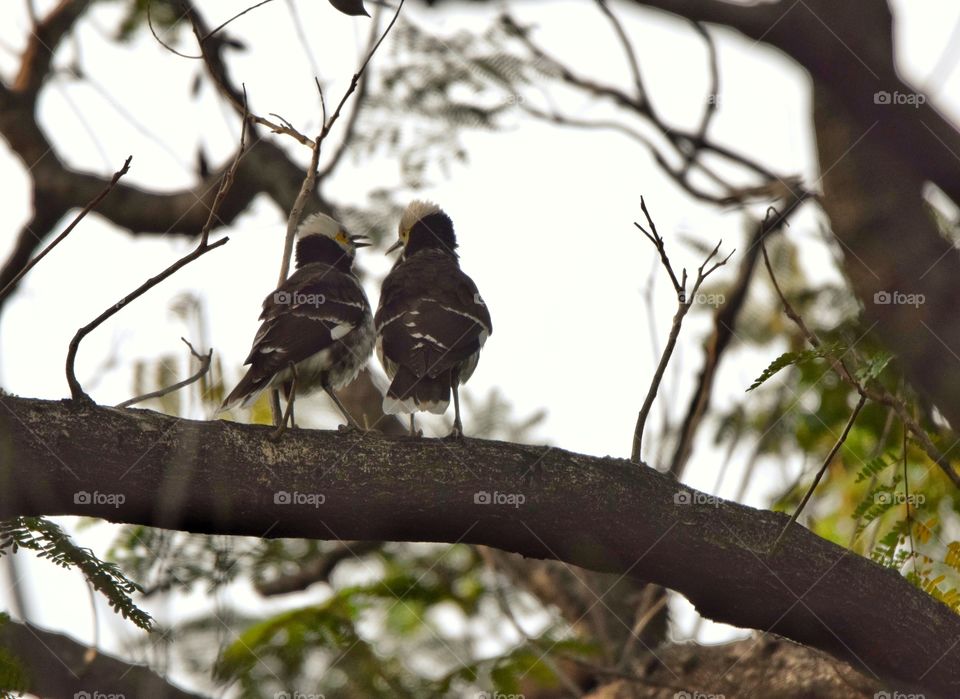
[[219, 369, 271, 414], [383, 366, 449, 415]]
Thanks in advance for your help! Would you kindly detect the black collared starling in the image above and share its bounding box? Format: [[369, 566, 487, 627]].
[[375, 200, 492, 437], [221, 212, 374, 429]]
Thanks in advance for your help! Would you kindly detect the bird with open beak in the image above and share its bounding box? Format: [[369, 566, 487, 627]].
[[221, 212, 374, 434], [375, 200, 491, 437]]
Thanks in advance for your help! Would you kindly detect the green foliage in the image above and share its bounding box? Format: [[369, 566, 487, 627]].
[[746, 343, 843, 392], [0, 517, 152, 630], [0, 614, 28, 697]]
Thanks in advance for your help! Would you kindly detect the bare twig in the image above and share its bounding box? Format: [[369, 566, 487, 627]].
[[771, 393, 867, 553], [200, 87, 249, 247], [200, 0, 277, 44], [631, 198, 733, 463], [667, 195, 809, 476], [595, 0, 652, 113], [116, 338, 213, 409], [268, 0, 404, 426], [65, 94, 248, 402], [65, 237, 228, 402], [147, 0, 201, 60], [0, 156, 131, 304]]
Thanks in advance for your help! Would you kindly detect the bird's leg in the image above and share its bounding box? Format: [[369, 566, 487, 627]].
[[448, 381, 463, 439], [409, 414, 423, 437], [270, 363, 298, 441], [324, 384, 362, 431], [282, 380, 297, 428]]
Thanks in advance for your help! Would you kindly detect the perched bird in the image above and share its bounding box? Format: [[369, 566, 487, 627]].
[[375, 200, 491, 437], [221, 213, 374, 432]]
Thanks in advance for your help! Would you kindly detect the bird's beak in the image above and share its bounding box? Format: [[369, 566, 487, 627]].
[[349, 234, 371, 248], [386, 239, 403, 254]]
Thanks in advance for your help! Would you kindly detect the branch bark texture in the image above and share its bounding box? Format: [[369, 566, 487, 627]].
[[0, 396, 957, 697]]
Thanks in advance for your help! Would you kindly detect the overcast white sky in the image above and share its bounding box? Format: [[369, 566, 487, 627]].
[[1, 0, 959, 691]]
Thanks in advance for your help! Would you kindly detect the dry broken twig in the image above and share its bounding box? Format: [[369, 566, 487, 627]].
[[115, 338, 213, 409]]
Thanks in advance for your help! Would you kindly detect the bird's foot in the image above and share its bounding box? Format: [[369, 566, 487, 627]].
[[338, 422, 364, 433], [444, 426, 464, 440]]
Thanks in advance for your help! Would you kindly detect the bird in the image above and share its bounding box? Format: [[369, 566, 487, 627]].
[[220, 212, 375, 435], [375, 200, 491, 437]]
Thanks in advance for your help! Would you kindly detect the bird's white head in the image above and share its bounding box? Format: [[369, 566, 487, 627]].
[[389, 200, 456, 256], [297, 212, 365, 253]]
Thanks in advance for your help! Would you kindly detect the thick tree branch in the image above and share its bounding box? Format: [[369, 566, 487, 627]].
[[12, 0, 90, 96], [0, 618, 205, 699], [0, 396, 957, 698]]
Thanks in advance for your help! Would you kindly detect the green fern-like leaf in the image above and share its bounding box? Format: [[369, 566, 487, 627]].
[[855, 455, 894, 483], [746, 344, 843, 392], [0, 517, 152, 630]]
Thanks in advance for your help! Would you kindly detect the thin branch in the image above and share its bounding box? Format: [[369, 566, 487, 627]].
[[199, 87, 249, 247], [64, 85, 245, 401], [758, 227, 960, 489], [65, 237, 228, 402], [667, 193, 809, 477], [771, 393, 867, 553], [147, 0, 202, 60], [631, 199, 732, 463], [317, 6, 383, 181], [116, 338, 213, 409], [633, 197, 682, 294], [678, 20, 719, 179], [0, 156, 131, 304], [319, 0, 405, 145], [595, 0, 653, 114], [200, 0, 277, 44]]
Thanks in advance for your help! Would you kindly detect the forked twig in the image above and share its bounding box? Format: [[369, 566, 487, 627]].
[[65, 95, 249, 402], [632, 197, 733, 462], [116, 338, 213, 409]]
